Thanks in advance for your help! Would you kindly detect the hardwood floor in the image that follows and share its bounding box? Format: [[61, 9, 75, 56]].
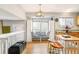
[[22, 40, 48, 54], [22, 39, 79, 54]]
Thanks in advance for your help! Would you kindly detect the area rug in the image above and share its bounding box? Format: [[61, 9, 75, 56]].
[[32, 44, 48, 54]]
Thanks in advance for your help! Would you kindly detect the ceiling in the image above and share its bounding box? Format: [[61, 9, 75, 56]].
[[0, 4, 79, 20], [20, 4, 79, 12]]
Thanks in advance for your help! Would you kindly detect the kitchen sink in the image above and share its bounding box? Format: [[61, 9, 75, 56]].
[[62, 35, 71, 38]]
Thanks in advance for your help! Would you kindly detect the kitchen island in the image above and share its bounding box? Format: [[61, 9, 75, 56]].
[[56, 35, 79, 54]]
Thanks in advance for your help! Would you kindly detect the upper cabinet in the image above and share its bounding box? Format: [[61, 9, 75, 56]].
[[76, 16, 79, 25]]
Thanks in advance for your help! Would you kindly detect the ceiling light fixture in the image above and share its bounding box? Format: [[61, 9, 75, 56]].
[[36, 4, 43, 17]]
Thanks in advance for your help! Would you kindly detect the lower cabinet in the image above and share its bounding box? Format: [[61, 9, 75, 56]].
[[68, 32, 79, 37]]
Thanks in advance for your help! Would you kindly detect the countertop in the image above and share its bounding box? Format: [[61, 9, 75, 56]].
[[56, 29, 79, 32], [56, 35, 79, 41]]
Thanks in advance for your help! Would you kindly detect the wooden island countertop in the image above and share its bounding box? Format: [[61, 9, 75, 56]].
[[56, 35, 79, 41]]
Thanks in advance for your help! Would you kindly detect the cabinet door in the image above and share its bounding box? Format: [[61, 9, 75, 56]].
[[76, 16, 79, 25]]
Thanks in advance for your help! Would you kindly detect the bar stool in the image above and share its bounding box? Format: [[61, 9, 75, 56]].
[[49, 42, 64, 54]]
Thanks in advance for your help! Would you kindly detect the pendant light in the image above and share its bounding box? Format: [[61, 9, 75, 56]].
[[36, 4, 43, 16]]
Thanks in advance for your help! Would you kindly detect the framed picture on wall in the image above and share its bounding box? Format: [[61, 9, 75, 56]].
[[2, 26, 11, 34]]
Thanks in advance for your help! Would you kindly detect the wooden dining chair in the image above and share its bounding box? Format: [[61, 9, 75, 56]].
[[49, 41, 64, 54]]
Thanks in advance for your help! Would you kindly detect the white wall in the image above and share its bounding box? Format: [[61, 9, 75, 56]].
[[3, 20, 25, 32], [0, 8, 21, 20], [0, 4, 26, 20], [27, 19, 32, 42], [49, 20, 55, 41]]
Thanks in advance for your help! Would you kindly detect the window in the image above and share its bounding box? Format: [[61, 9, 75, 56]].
[[59, 17, 65, 27], [32, 22, 40, 30], [59, 17, 74, 28], [32, 17, 50, 38], [32, 18, 49, 32]]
